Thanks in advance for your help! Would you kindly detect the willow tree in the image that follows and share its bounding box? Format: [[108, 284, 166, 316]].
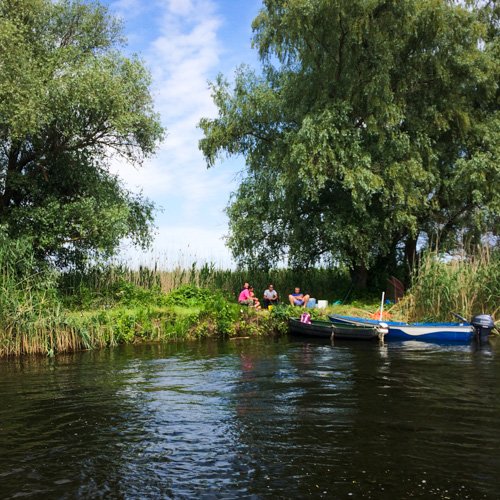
[[0, 0, 164, 267], [200, 0, 499, 286]]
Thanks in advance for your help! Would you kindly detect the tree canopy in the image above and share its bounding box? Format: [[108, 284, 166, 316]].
[[0, 0, 164, 267], [199, 0, 499, 284]]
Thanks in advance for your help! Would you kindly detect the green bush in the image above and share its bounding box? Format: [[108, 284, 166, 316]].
[[163, 284, 214, 307], [0, 228, 60, 330]]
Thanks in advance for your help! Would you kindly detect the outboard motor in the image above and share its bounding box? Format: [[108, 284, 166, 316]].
[[471, 314, 495, 343]]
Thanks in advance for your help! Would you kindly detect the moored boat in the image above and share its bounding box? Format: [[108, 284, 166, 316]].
[[328, 314, 495, 343], [329, 314, 409, 327], [289, 318, 387, 341], [380, 324, 475, 342]]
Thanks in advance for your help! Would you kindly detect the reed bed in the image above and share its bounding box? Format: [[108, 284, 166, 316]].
[[59, 262, 353, 308], [0, 303, 225, 357], [4, 241, 497, 357], [395, 247, 500, 322], [1, 233, 61, 356]]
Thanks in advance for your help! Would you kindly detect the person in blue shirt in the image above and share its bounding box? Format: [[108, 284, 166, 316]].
[[288, 287, 310, 307]]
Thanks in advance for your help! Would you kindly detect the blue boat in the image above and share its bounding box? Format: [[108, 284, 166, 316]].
[[328, 314, 495, 343], [329, 314, 409, 327]]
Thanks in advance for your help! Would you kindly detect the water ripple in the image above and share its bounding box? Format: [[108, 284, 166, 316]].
[[0, 338, 499, 498]]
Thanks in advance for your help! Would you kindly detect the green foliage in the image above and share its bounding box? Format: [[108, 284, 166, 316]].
[[199, 0, 499, 280], [183, 264, 353, 302], [0, 227, 60, 329], [201, 293, 238, 335], [396, 247, 500, 321], [267, 305, 297, 334], [163, 284, 214, 307], [163, 285, 238, 335], [58, 262, 355, 309], [0, 0, 164, 268], [268, 304, 295, 322], [59, 265, 164, 309], [110, 279, 163, 307]]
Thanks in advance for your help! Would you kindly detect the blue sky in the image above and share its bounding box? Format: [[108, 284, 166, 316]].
[[103, 0, 263, 267]]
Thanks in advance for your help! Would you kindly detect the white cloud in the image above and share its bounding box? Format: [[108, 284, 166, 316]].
[[110, 152, 175, 198], [167, 0, 195, 17], [109, 0, 225, 188], [149, 11, 221, 121], [108, 0, 254, 266]]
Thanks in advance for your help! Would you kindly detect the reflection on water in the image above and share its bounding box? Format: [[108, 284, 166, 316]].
[[0, 337, 499, 498]]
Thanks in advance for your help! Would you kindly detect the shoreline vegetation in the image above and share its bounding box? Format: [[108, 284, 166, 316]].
[[1, 242, 498, 357], [1, 1, 498, 359]]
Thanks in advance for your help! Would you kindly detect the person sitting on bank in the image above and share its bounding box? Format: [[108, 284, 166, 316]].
[[238, 285, 253, 306], [289, 287, 310, 307], [263, 284, 278, 309], [249, 286, 261, 310], [239, 285, 261, 309]]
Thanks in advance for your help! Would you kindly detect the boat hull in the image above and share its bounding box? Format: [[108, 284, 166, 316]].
[[328, 314, 475, 342], [289, 318, 332, 338], [329, 314, 407, 326], [385, 325, 474, 342], [289, 318, 384, 340]]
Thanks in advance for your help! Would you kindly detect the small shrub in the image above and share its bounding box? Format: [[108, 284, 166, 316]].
[[163, 284, 213, 307]]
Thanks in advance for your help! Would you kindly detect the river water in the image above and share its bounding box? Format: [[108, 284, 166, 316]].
[[1, 336, 499, 499]]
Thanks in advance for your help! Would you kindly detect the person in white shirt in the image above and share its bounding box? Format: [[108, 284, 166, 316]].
[[263, 284, 279, 309]]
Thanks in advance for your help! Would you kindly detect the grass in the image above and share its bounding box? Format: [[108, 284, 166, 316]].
[[394, 247, 500, 322], [58, 262, 355, 309], [2, 234, 498, 356]]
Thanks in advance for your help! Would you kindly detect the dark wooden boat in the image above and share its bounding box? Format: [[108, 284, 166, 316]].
[[288, 318, 387, 340]]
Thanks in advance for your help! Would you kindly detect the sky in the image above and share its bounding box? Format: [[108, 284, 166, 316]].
[[103, 0, 263, 268]]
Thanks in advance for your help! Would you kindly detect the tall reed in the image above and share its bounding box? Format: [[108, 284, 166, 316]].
[[0, 231, 64, 355], [60, 261, 353, 307], [396, 246, 499, 322]]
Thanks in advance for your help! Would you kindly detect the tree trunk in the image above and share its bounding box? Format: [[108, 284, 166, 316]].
[[350, 264, 368, 290], [1, 145, 23, 219], [405, 237, 417, 268]]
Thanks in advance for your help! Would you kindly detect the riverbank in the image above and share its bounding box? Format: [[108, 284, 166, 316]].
[[0, 306, 280, 357], [0, 282, 386, 357], [2, 246, 498, 357], [0, 244, 373, 357], [2, 292, 498, 357], [0, 285, 248, 356]]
